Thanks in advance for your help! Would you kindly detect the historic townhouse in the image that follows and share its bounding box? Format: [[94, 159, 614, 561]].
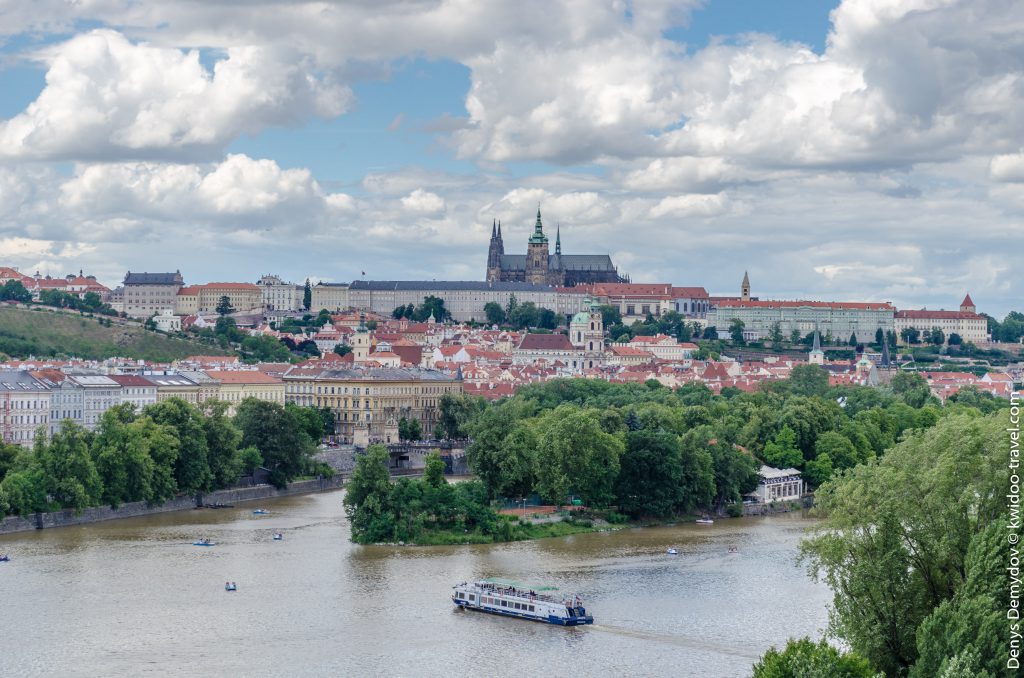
[[122, 271, 184, 318], [0, 370, 51, 446], [282, 366, 462, 445]]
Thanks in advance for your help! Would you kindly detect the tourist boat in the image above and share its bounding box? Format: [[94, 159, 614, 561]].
[[225, 582, 237, 592], [452, 579, 593, 626], [192, 540, 216, 546], [0, 554, 9, 562], [695, 518, 714, 525], [253, 509, 269, 515], [666, 548, 678, 555]]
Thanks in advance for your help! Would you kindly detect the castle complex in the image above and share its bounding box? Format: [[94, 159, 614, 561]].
[[486, 208, 628, 286]]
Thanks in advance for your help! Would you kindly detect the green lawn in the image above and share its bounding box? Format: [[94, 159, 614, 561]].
[[0, 305, 230, 361]]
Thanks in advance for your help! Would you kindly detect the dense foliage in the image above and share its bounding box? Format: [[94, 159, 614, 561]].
[[0, 397, 330, 518], [800, 412, 1011, 677], [751, 637, 878, 678]]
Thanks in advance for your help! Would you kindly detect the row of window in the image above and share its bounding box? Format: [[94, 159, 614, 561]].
[[0, 399, 47, 409], [481, 596, 536, 613]]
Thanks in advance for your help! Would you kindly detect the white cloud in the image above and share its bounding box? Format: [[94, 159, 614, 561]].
[[0, 30, 350, 161], [400, 189, 446, 213], [648, 193, 728, 219], [990, 152, 1024, 182]]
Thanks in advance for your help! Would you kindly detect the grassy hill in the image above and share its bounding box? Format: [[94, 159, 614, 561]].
[[0, 305, 231, 362]]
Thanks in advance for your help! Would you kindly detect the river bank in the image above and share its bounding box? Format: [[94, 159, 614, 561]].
[[0, 475, 345, 536]]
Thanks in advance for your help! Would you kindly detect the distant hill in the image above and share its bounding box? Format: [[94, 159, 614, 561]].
[[0, 305, 231, 362]]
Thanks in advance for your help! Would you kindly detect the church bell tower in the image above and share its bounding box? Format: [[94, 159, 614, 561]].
[[525, 207, 550, 285], [486, 219, 504, 282]]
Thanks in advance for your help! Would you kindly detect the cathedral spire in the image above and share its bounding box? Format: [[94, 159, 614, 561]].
[[555, 223, 561, 255], [491, 219, 496, 238]]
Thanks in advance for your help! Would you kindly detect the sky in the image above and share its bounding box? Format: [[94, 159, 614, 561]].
[[0, 0, 1021, 318]]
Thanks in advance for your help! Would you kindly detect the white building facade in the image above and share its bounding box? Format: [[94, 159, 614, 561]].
[[0, 371, 51, 446]]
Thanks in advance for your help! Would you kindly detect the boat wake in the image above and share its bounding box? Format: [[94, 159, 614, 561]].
[[586, 624, 761, 660]]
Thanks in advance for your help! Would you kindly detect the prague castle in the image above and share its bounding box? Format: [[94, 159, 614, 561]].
[[486, 208, 628, 286]]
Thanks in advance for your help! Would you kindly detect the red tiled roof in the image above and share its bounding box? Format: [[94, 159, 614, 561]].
[[895, 309, 983, 320], [592, 283, 673, 298], [671, 286, 709, 298], [517, 333, 575, 351], [199, 282, 261, 291], [107, 375, 156, 387], [961, 293, 974, 307]]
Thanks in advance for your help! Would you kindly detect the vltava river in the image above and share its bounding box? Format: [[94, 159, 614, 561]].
[[0, 492, 830, 677]]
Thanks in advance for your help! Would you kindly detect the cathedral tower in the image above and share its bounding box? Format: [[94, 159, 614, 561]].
[[486, 219, 504, 282], [525, 207, 550, 285], [741, 271, 751, 301]]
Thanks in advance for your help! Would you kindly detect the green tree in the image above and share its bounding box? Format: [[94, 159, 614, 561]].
[[334, 344, 353, 357], [414, 295, 449, 322], [436, 393, 481, 440], [215, 295, 235, 316], [423, 450, 446, 488], [790, 328, 802, 344], [237, 446, 263, 475], [927, 327, 945, 346], [848, 332, 858, 346], [0, 279, 33, 303], [801, 413, 1008, 676], [616, 429, 684, 518], [535, 407, 623, 507], [597, 304, 622, 328], [769, 322, 784, 347], [728, 318, 746, 344], [201, 400, 243, 488], [35, 421, 103, 511], [537, 307, 558, 330], [483, 301, 505, 325], [788, 364, 830, 398], [508, 301, 540, 329], [0, 467, 48, 517], [762, 426, 803, 469], [813, 431, 863, 473], [901, 326, 921, 344], [0, 442, 20, 482], [235, 399, 315, 488], [240, 334, 292, 363], [946, 332, 962, 346], [144, 398, 212, 495], [303, 278, 312, 310], [343, 445, 393, 542], [751, 637, 877, 678]]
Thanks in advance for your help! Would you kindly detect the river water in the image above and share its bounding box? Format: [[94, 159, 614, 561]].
[[0, 491, 831, 678]]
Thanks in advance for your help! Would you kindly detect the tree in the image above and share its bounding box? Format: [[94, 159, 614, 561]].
[[342, 445, 393, 542], [597, 304, 622, 328], [235, 399, 316, 487], [874, 327, 884, 346], [435, 393, 481, 440], [848, 332, 858, 346], [947, 332, 962, 346], [508, 301, 540, 329], [901, 326, 921, 344], [483, 301, 505, 325], [0, 279, 32, 303], [0, 442, 20, 483], [728, 318, 746, 344], [769, 322, 784, 347], [237, 446, 263, 475], [414, 295, 449, 322], [702, 326, 718, 340], [535, 407, 623, 507], [790, 328, 802, 344], [813, 431, 863, 473], [423, 450, 446, 488], [788, 364, 829, 398], [616, 429, 685, 518], [801, 413, 1008, 676], [34, 421, 102, 511], [215, 295, 235, 316], [334, 344, 353, 357], [537, 307, 558, 330], [761, 426, 803, 469], [397, 416, 422, 442], [927, 326, 945, 346], [201, 400, 243, 488], [751, 637, 877, 678], [303, 278, 312, 310], [240, 334, 291, 363], [889, 371, 934, 408], [144, 398, 212, 495]]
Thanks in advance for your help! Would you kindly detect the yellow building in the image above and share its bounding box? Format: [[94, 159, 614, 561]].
[[175, 286, 200, 314], [204, 371, 285, 415], [197, 283, 263, 313], [147, 373, 202, 404], [311, 282, 350, 312], [282, 366, 462, 445]]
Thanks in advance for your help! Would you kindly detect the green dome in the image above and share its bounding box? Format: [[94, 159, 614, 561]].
[[571, 311, 590, 324]]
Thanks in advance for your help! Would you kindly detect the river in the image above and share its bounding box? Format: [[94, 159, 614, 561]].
[[0, 491, 831, 678]]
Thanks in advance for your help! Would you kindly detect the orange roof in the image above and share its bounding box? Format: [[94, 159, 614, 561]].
[[204, 370, 282, 384], [177, 286, 201, 295], [671, 286, 709, 298], [199, 282, 261, 291], [895, 309, 983, 320], [592, 283, 673, 298]]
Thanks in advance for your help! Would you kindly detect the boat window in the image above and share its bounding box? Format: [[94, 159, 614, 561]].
[[469, 594, 475, 601], [514, 603, 521, 609], [529, 605, 535, 612], [501, 601, 507, 607]]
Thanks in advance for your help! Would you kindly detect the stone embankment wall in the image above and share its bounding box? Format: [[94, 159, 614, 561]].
[[0, 476, 345, 536]]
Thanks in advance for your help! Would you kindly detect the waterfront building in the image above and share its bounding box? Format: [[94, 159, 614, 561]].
[[707, 299, 895, 343], [122, 271, 184, 318], [61, 375, 121, 431], [752, 465, 804, 504], [282, 366, 462, 444], [485, 209, 628, 286], [147, 372, 202, 404], [893, 294, 988, 345], [0, 370, 51, 446]]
